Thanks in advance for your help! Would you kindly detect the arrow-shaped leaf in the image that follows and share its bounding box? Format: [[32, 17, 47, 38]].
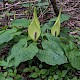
[[51, 7, 62, 36], [0, 28, 21, 45], [28, 7, 41, 41]]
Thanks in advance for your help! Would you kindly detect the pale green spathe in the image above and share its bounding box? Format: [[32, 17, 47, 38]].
[[51, 7, 62, 36], [28, 7, 41, 41]]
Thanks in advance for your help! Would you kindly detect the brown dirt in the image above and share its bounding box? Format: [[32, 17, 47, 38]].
[[0, 0, 80, 28]]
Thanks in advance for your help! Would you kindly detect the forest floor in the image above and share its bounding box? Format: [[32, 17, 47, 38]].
[[0, 0, 80, 28]]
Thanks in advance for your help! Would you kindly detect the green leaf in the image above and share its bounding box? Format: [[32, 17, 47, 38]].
[[11, 18, 31, 28], [39, 69, 47, 75], [72, 77, 77, 80], [0, 28, 21, 45], [41, 23, 50, 33], [8, 73, 14, 77], [7, 38, 38, 67], [53, 75, 58, 79], [3, 72, 7, 78], [23, 68, 30, 72], [68, 49, 80, 70], [41, 22, 53, 33], [0, 30, 5, 34], [34, 67, 39, 72], [0, 73, 5, 80], [0, 60, 8, 67], [48, 76, 54, 80], [51, 7, 62, 36], [36, 40, 67, 66], [60, 28, 70, 38], [29, 72, 38, 78], [28, 7, 41, 41], [5, 77, 13, 80], [61, 40, 80, 70], [61, 70, 67, 77], [44, 33, 60, 42], [36, 2, 49, 7], [4, 11, 13, 16], [49, 14, 70, 23], [35, 78, 41, 80], [21, 3, 33, 7]]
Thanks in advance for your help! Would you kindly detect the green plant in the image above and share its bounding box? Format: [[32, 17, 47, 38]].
[[0, 5, 80, 80], [0, 68, 23, 80]]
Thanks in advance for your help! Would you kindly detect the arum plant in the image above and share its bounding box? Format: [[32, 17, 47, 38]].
[[28, 7, 41, 41], [0, 4, 80, 72], [51, 7, 62, 36]]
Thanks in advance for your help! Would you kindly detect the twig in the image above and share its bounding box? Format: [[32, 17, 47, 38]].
[[63, 8, 75, 12], [73, 1, 80, 7], [0, 2, 21, 11]]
